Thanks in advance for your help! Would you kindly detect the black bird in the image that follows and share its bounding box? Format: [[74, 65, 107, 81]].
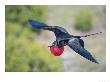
[[28, 19, 101, 64]]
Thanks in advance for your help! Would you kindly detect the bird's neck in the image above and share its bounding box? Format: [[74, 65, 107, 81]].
[[52, 41, 58, 45], [52, 41, 64, 48]]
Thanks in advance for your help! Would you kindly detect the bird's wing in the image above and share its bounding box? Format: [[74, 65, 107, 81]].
[[54, 26, 69, 34], [68, 38, 99, 64], [28, 19, 49, 28], [28, 19, 69, 36], [79, 39, 84, 48]]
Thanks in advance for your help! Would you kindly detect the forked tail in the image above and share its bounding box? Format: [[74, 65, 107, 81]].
[[80, 32, 102, 38]]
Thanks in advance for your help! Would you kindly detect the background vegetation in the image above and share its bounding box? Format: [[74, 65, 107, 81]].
[[5, 5, 63, 72], [74, 7, 93, 32]]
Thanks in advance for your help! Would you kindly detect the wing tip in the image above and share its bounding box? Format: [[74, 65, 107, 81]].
[[93, 59, 99, 64], [87, 57, 99, 64], [28, 19, 33, 23]]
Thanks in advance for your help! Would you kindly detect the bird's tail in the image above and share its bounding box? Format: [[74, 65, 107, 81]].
[[80, 32, 102, 38]]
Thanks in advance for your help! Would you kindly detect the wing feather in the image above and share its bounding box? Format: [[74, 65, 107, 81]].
[[28, 19, 70, 38], [28, 19, 49, 28], [68, 38, 99, 64]]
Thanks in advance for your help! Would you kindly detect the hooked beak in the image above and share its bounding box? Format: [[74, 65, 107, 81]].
[[48, 45, 52, 47]]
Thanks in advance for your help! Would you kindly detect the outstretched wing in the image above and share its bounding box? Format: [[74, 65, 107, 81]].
[[28, 19, 68, 32], [68, 38, 99, 64], [28, 19, 49, 28], [28, 19, 70, 38]]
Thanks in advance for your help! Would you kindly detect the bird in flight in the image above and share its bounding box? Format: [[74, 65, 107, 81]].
[[28, 19, 101, 64]]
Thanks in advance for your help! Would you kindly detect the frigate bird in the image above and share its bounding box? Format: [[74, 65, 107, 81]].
[[28, 19, 101, 64]]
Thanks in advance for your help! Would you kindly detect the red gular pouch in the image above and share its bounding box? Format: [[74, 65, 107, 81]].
[[50, 45, 64, 56]]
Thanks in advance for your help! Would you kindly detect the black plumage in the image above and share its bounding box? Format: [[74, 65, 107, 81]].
[[28, 19, 99, 64]]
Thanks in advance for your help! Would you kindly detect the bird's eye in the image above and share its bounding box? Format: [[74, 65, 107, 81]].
[[60, 40, 67, 45]]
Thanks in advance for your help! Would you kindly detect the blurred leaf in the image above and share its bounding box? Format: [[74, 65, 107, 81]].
[[74, 7, 93, 32], [5, 5, 63, 72]]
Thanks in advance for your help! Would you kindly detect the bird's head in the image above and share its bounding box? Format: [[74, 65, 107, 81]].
[[48, 41, 64, 56]]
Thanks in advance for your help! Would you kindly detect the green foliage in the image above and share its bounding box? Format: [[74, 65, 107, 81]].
[[5, 6, 63, 72], [74, 8, 93, 32], [6, 5, 48, 26]]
